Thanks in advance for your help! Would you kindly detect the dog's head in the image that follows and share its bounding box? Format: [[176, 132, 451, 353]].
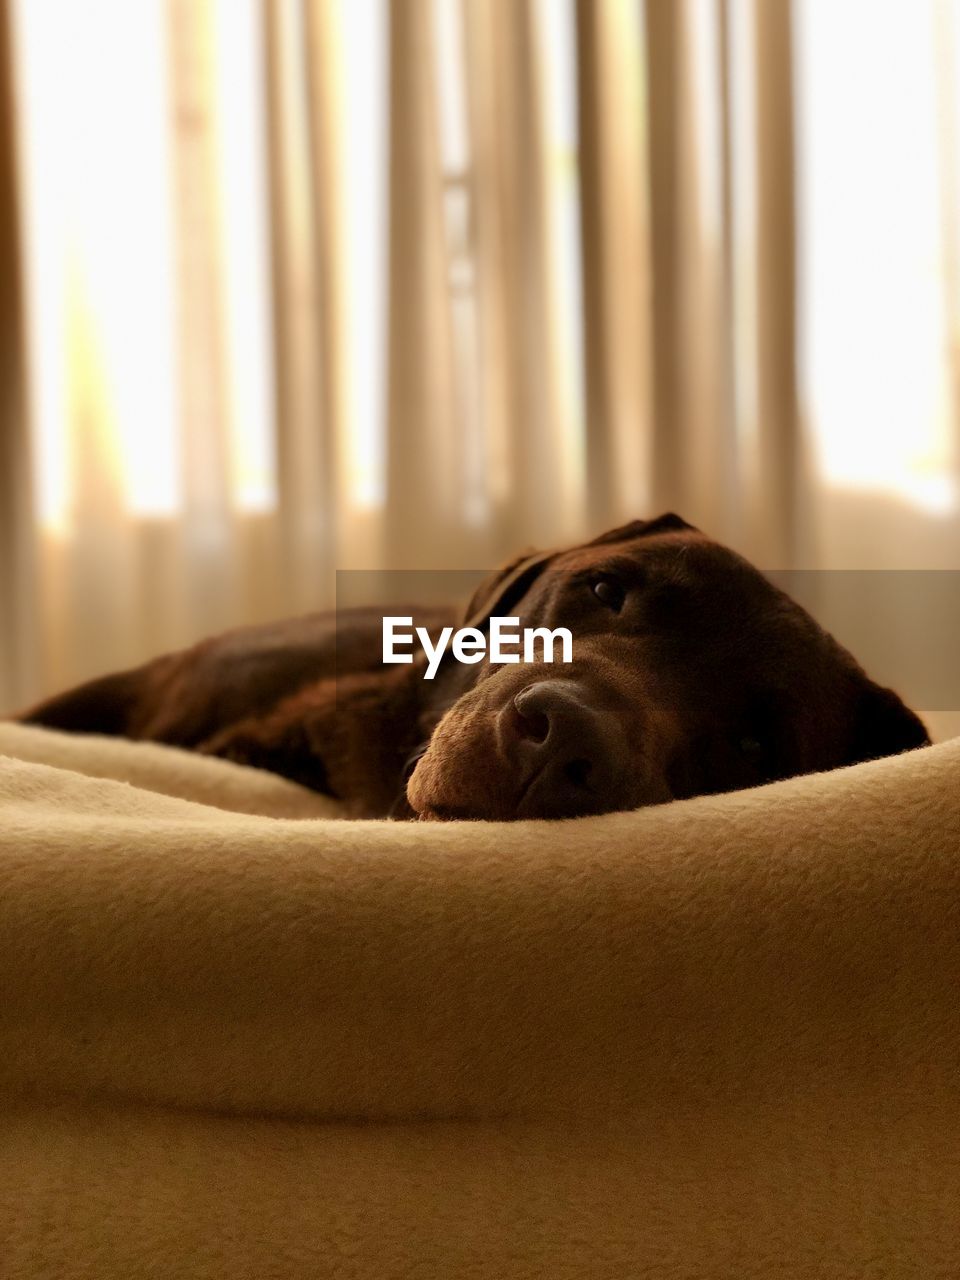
[[407, 515, 929, 820]]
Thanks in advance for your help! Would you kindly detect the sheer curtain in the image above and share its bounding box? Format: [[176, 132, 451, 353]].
[[1, 0, 958, 736]]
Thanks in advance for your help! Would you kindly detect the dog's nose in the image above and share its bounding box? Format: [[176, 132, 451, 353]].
[[504, 679, 619, 817]]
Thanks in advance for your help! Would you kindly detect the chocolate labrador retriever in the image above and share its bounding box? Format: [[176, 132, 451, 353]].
[[16, 514, 929, 820]]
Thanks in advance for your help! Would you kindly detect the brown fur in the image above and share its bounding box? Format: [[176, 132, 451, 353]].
[[15, 515, 929, 820]]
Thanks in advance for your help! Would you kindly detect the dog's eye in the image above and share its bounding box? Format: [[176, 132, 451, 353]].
[[591, 578, 625, 611], [738, 736, 764, 757]]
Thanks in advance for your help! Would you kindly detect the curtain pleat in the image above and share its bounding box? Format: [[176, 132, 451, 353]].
[[490, 0, 577, 544], [751, 0, 804, 567], [642, 0, 688, 515], [590, 0, 804, 565], [0, 0, 33, 711], [385, 0, 461, 567], [303, 0, 350, 568], [713, 0, 742, 542], [462, 0, 585, 551], [673, 0, 735, 541], [461, 0, 523, 553], [263, 0, 331, 605], [575, 0, 651, 530], [168, 0, 240, 631]]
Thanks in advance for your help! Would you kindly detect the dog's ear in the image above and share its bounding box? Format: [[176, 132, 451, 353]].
[[587, 512, 696, 547], [844, 681, 930, 766], [461, 548, 557, 630], [461, 513, 695, 627]]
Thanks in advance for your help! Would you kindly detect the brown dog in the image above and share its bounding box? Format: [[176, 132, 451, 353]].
[[16, 514, 929, 820]]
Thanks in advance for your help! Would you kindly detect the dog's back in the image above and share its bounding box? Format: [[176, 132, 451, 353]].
[[17, 605, 453, 749]]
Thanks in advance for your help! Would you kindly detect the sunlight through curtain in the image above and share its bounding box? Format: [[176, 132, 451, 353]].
[[1, 0, 959, 733]]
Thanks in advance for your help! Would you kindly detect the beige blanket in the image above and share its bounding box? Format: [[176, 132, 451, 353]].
[[1, 720, 959, 1278]]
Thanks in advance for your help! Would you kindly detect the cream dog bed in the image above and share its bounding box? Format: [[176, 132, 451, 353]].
[[1, 719, 959, 1279]]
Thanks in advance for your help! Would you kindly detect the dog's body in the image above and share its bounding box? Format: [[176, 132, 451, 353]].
[[17, 515, 930, 820]]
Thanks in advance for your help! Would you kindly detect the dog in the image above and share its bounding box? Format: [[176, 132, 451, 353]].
[[15, 514, 929, 820]]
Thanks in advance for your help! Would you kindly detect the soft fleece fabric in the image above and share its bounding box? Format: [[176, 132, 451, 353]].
[[1, 720, 959, 1278]]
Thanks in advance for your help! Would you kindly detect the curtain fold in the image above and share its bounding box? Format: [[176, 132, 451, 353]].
[[302, 0, 350, 568], [575, 0, 651, 530], [643, 0, 686, 516], [751, 0, 804, 567], [168, 0, 242, 631], [485, 0, 580, 546], [385, 0, 460, 567], [0, 0, 33, 712], [263, 0, 330, 607]]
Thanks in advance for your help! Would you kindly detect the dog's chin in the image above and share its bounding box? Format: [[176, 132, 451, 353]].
[[407, 761, 639, 821], [406, 730, 640, 822]]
